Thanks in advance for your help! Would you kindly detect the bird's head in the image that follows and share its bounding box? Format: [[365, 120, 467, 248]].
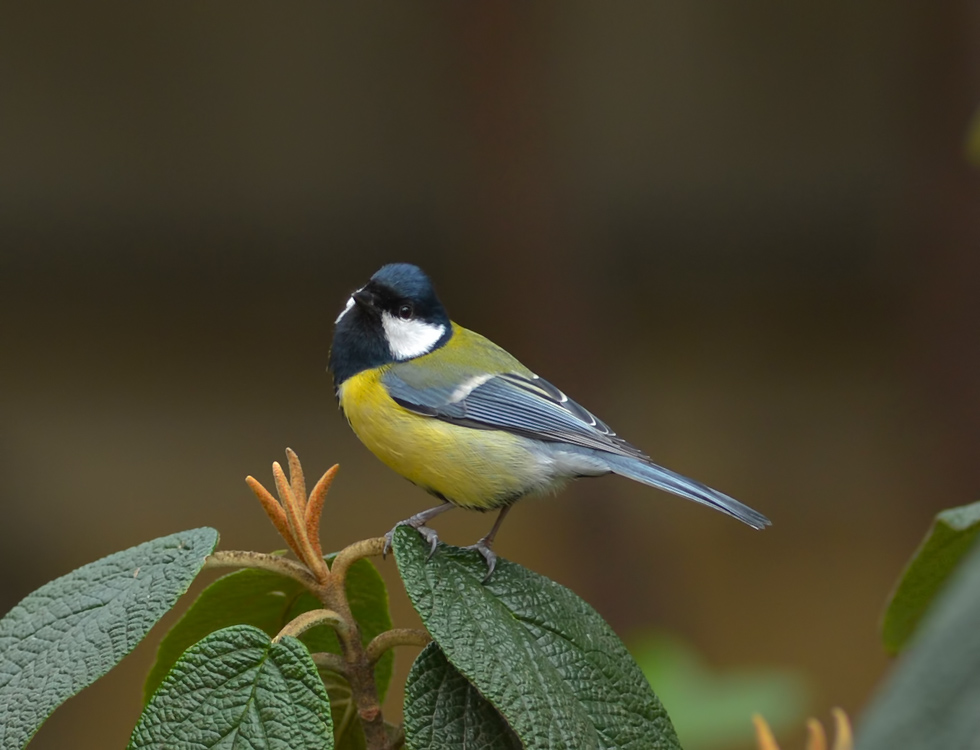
[[329, 263, 452, 387]]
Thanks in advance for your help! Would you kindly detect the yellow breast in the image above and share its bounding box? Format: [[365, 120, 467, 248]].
[[338, 368, 540, 509]]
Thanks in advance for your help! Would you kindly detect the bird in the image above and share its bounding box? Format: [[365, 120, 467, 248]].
[[328, 263, 770, 579]]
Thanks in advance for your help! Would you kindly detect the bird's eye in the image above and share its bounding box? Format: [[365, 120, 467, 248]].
[[397, 303, 414, 320]]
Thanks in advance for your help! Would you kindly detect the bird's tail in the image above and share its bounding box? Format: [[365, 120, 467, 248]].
[[601, 454, 770, 529]]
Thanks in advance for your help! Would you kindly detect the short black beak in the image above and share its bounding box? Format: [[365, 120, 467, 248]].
[[352, 288, 376, 308]]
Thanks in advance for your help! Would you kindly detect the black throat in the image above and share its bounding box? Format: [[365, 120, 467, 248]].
[[328, 308, 392, 393]]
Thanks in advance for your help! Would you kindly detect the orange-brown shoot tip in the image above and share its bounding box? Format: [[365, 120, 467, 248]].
[[310, 465, 340, 496], [272, 462, 292, 489], [245, 475, 272, 497], [830, 709, 853, 750], [805, 718, 827, 750], [752, 710, 853, 750], [752, 714, 780, 750]]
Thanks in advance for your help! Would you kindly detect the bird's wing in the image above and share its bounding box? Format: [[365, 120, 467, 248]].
[[382, 369, 649, 460]]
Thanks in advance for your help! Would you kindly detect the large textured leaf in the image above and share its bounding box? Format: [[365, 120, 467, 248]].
[[0, 527, 218, 750], [393, 527, 680, 750], [144, 555, 393, 710], [857, 540, 980, 749], [130, 625, 333, 749], [404, 642, 521, 750], [881, 500, 980, 654]]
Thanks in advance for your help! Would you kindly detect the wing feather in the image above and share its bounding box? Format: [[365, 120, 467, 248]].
[[383, 369, 647, 460]]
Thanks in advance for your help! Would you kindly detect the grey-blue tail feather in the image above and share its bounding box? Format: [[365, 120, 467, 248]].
[[601, 454, 770, 529]]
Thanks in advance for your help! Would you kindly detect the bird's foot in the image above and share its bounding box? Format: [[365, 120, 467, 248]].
[[462, 537, 498, 583], [382, 503, 454, 560], [383, 520, 441, 560]]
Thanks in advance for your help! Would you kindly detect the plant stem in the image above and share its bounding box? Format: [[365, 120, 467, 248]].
[[274, 608, 346, 642], [366, 629, 431, 664], [312, 536, 392, 750], [330, 537, 386, 582], [204, 550, 316, 587], [387, 723, 406, 749], [311, 651, 347, 675]]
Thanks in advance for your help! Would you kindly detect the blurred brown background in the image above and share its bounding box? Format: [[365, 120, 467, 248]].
[[2, 2, 979, 748]]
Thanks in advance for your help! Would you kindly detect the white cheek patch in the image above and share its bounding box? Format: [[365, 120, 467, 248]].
[[335, 296, 356, 324], [381, 312, 446, 360]]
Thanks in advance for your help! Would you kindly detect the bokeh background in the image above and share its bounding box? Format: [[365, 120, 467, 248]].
[[2, 2, 980, 748]]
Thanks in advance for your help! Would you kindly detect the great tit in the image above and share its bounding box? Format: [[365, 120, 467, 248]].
[[329, 263, 769, 577]]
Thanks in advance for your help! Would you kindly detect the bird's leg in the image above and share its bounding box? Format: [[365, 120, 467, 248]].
[[383, 502, 455, 559], [463, 505, 513, 582]]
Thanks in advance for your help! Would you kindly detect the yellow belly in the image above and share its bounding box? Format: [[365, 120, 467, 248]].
[[338, 368, 539, 509]]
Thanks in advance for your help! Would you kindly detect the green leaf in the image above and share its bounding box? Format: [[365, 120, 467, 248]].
[[129, 624, 333, 749], [631, 634, 808, 750], [393, 527, 680, 750], [144, 555, 393, 708], [0, 527, 218, 750], [405, 642, 521, 750], [881, 500, 980, 654], [857, 539, 980, 749]]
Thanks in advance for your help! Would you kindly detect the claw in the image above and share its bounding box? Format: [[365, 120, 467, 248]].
[[382, 505, 451, 562], [463, 538, 498, 583], [461, 506, 512, 583], [418, 526, 440, 559]]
